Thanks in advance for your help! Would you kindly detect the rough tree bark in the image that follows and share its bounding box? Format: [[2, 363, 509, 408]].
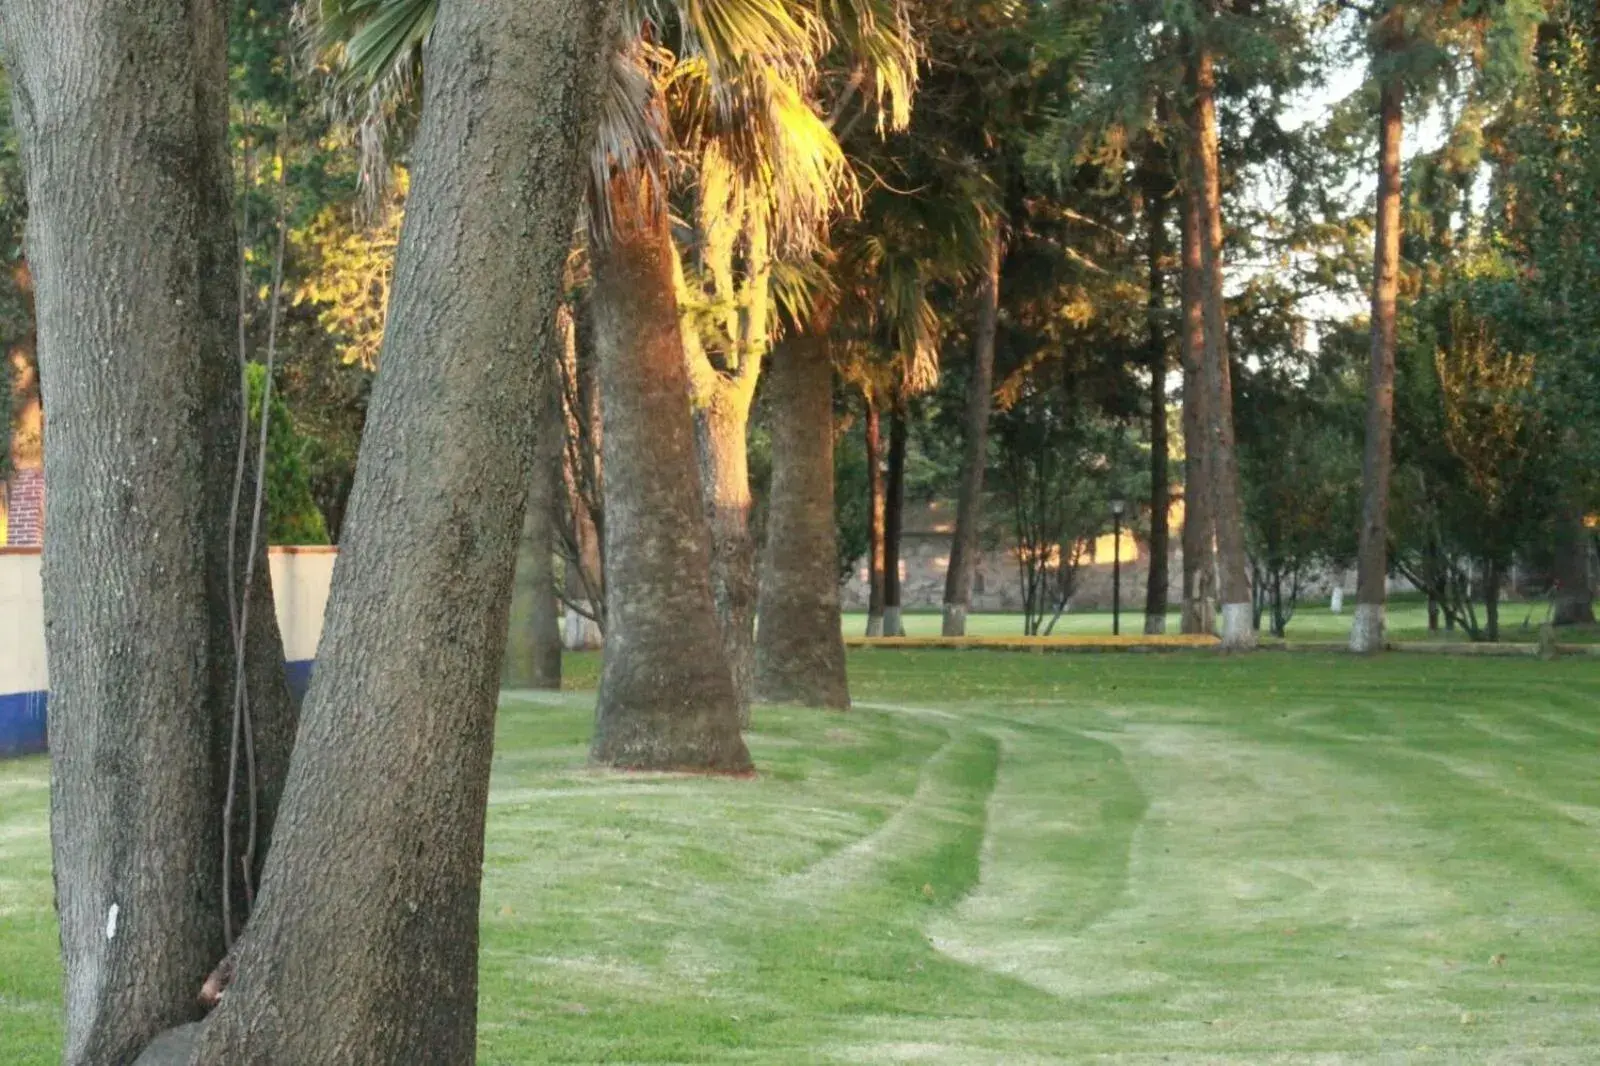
[[882, 404, 909, 637], [588, 176, 751, 772], [504, 348, 567, 690], [1141, 160, 1172, 636], [1187, 39, 1255, 650], [1352, 64, 1405, 654], [1179, 162, 1216, 636], [865, 398, 887, 636], [754, 330, 851, 707], [1551, 506, 1595, 626], [1, 3, 293, 1061], [180, 3, 617, 1061], [942, 226, 1001, 637], [691, 371, 761, 723]]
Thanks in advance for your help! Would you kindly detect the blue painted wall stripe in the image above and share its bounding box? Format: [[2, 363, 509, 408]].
[[0, 660, 314, 760], [0, 689, 47, 757]]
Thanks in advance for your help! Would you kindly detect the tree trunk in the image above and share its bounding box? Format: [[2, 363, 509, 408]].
[[504, 351, 566, 690], [1352, 72, 1404, 654], [942, 226, 1001, 637], [3, 3, 294, 1060], [882, 404, 909, 637], [1551, 506, 1595, 626], [1484, 559, 1502, 643], [754, 331, 850, 707], [1141, 167, 1172, 636], [694, 394, 758, 723], [187, 4, 616, 1061], [1179, 140, 1216, 637], [587, 178, 751, 772], [1187, 41, 1254, 650], [865, 398, 886, 636]]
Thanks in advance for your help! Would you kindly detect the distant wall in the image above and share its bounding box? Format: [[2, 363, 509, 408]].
[[0, 546, 335, 758]]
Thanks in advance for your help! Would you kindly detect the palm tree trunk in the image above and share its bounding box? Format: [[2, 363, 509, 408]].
[[4, 3, 294, 1060], [186, 4, 615, 1061], [587, 178, 750, 772], [1187, 41, 1255, 650], [1552, 505, 1596, 626], [1179, 142, 1216, 636], [1142, 171, 1171, 636], [504, 350, 566, 690], [865, 399, 887, 635], [694, 391, 758, 722], [1352, 71, 1404, 653], [754, 331, 850, 707], [882, 404, 909, 637], [942, 226, 1002, 637]]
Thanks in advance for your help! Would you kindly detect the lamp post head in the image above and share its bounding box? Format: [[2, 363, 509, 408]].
[[1110, 499, 1126, 518]]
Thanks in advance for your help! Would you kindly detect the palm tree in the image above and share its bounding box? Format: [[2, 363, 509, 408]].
[[320, 0, 916, 759]]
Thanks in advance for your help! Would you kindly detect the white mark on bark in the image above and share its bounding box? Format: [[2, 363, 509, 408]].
[[106, 903, 119, 940]]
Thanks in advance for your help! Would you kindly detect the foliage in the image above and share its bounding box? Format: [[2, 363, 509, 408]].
[[245, 363, 331, 546], [989, 364, 1144, 636], [1235, 331, 1362, 637]]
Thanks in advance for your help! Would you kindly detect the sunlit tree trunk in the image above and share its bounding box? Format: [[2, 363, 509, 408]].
[[865, 398, 887, 636], [882, 404, 909, 637], [1352, 62, 1405, 654], [1179, 133, 1216, 637], [754, 329, 850, 707], [3, 3, 294, 1060], [942, 226, 1001, 637], [183, 3, 616, 1061], [1187, 39, 1254, 650], [588, 177, 750, 772]]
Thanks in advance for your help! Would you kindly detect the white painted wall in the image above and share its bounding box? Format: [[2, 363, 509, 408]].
[[0, 550, 46, 694], [0, 546, 335, 696]]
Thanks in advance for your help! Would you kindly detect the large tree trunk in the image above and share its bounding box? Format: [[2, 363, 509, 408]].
[[504, 350, 567, 690], [882, 404, 909, 637], [942, 227, 1001, 637], [1352, 71, 1404, 654], [1187, 41, 1255, 651], [1552, 505, 1596, 626], [754, 331, 850, 707], [185, 4, 616, 1061], [1179, 138, 1216, 636], [587, 179, 751, 772], [694, 391, 758, 723], [864, 398, 887, 636], [3, 3, 294, 1061], [1141, 166, 1172, 636]]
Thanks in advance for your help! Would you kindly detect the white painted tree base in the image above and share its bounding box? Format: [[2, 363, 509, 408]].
[[866, 613, 885, 637], [1143, 613, 1167, 635], [1219, 602, 1256, 650], [883, 606, 905, 637], [942, 603, 968, 637], [1348, 603, 1385, 653]]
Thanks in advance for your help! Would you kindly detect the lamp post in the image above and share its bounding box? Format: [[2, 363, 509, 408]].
[[1110, 499, 1126, 636]]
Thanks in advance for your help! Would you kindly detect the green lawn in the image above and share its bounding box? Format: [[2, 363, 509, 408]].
[[845, 598, 1600, 644], [4, 651, 1600, 1062]]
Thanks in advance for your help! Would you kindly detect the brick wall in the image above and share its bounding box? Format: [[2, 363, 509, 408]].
[[4, 468, 43, 547]]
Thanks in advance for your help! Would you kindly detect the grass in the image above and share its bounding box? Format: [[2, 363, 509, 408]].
[[4, 650, 1600, 1062], [844, 597, 1600, 645]]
